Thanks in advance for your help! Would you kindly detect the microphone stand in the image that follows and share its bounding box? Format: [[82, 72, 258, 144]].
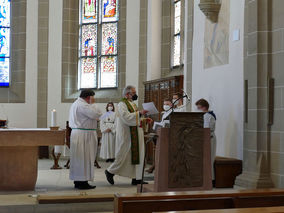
[[170, 95, 190, 113]]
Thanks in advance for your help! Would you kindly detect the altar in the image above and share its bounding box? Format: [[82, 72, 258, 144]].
[[0, 128, 65, 191]]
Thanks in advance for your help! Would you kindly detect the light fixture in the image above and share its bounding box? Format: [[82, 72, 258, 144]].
[[199, 0, 221, 23]]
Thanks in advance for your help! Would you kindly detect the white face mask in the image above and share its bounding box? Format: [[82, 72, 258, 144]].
[[172, 99, 178, 105], [163, 105, 171, 111], [108, 106, 113, 111]]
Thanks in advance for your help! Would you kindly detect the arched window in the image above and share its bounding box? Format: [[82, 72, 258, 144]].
[[79, 0, 119, 89], [0, 0, 10, 87], [172, 0, 181, 68]]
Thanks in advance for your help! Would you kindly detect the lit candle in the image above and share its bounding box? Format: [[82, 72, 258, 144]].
[[51, 109, 57, 127]]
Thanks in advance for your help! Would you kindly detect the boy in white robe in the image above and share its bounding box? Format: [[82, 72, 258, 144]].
[[195, 98, 217, 187], [172, 92, 186, 112], [152, 98, 172, 131], [69, 90, 101, 190], [100, 102, 116, 162], [105, 85, 152, 185]]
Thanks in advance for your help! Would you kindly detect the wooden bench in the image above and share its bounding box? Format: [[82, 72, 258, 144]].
[[155, 206, 284, 213], [114, 189, 284, 213]]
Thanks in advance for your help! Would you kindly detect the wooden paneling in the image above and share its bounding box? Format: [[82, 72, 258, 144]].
[[144, 75, 184, 114]]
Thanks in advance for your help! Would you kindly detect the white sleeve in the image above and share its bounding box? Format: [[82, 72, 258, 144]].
[[203, 113, 211, 128], [78, 104, 101, 120], [118, 102, 139, 126]]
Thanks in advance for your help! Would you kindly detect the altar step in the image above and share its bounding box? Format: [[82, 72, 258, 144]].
[[0, 203, 114, 213], [0, 194, 114, 213], [37, 194, 114, 204]]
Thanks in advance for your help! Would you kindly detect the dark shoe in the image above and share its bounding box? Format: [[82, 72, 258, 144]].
[[106, 159, 110, 163], [110, 159, 115, 163], [74, 181, 80, 188], [77, 181, 96, 190], [74, 181, 88, 189], [105, 170, 114, 185], [131, 179, 148, 186]]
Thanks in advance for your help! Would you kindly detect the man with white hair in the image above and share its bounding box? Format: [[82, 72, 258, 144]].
[[105, 85, 151, 185]]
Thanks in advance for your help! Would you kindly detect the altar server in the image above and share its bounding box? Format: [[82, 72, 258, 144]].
[[100, 102, 116, 162], [195, 99, 217, 185], [152, 98, 173, 131], [69, 90, 101, 190], [105, 85, 151, 185], [173, 92, 186, 112]]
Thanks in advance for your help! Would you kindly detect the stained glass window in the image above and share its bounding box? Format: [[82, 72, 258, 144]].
[[173, 0, 181, 67], [0, 0, 10, 87], [79, 0, 118, 89], [82, 0, 98, 23], [102, 0, 119, 22], [82, 24, 97, 56], [102, 23, 117, 55], [100, 56, 117, 88], [80, 58, 97, 89]]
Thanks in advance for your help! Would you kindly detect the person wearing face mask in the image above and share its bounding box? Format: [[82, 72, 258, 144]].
[[105, 85, 152, 186], [172, 92, 186, 112], [146, 98, 173, 174], [99, 102, 116, 163], [69, 90, 102, 190], [152, 98, 173, 131], [195, 98, 217, 186]]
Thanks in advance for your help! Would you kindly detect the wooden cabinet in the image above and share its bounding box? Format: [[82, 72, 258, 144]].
[[144, 75, 184, 114]]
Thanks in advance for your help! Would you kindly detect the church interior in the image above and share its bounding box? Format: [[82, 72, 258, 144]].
[[0, 0, 284, 212]]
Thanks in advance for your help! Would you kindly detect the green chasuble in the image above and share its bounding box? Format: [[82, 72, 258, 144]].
[[122, 98, 140, 165]]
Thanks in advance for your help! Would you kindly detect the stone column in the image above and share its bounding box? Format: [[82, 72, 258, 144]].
[[235, 0, 282, 188]]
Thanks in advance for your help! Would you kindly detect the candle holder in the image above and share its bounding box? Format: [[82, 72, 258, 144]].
[[50, 147, 62, 170], [50, 126, 60, 131]]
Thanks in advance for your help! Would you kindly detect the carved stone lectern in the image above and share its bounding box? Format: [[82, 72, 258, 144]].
[[142, 112, 212, 192]]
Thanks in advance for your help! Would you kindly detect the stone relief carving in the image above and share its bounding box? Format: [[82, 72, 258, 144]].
[[168, 113, 204, 188], [204, 0, 230, 69]]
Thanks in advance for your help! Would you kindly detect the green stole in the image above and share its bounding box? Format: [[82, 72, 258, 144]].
[[122, 98, 140, 165]]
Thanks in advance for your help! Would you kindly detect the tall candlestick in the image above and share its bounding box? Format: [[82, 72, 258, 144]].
[[51, 109, 57, 127]]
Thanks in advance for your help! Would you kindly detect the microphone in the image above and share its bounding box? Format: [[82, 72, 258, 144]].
[[182, 89, 191, 102], [169, 90, 191, 113]]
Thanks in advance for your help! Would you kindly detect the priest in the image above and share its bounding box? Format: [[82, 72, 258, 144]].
[[105, 85, 150, 185], [69, 89, 101, 190]]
